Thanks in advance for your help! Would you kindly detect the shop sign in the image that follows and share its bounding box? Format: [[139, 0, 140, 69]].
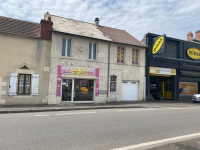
[[56, 65, 99, 97], [152, 35, 166, 54], [149, 66, 176, 75], [179, 82, 197, 95], [187, 48, 200, 60]]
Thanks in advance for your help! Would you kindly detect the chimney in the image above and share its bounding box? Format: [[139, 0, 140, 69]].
[[94, 18, 100, 26], [40, 16, 53, 41], [195, 30, 200, 40], [187, 31, 193, 41]]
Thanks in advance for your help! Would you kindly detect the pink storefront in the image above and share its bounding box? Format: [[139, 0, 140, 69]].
[[56, 65, 99, 102]]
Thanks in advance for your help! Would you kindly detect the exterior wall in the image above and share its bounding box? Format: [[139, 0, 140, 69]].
[[48, 32, 146, 104], [0, 33, 51, 105]]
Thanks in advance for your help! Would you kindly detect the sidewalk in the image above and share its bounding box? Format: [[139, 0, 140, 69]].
[[0, 100, 199, 114]]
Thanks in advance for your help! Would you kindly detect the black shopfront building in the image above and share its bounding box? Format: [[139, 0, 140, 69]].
[[145, 33, 200, 101]]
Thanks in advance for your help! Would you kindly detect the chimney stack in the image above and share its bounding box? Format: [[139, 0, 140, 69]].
[[94, 18, 100, 26], [40, 16, 53, 41], [195, 30, 200, 40], [187, 31, 193, 41]]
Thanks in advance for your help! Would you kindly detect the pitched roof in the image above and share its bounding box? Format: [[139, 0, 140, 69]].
[[45, 13, 145, 47], [0, 16, 40, 38]]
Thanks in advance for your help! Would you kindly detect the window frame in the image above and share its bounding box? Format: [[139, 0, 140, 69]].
[[17, 74, 31, 95], [89, 42, 97, 60], [117, 46, 125, 63], [61, 38, 72, 58], [132, 49, 139, 65]]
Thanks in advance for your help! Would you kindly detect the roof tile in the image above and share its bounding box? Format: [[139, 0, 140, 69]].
[[0, 16, 40, 37]]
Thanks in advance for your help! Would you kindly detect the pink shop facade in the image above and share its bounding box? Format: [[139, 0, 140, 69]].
[[56, 65, 99, 102]]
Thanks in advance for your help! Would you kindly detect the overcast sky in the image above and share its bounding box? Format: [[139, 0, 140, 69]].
[[0, 0, 199, 41]]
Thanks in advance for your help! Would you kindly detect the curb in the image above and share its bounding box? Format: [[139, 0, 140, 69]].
[[0, 106, 148, 114]]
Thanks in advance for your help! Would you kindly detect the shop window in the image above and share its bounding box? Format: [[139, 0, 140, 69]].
[[132, 49, 139, 64], [62, 38, 71, 57], [117, 47, 125, 63], [89, 43, 97, 60]]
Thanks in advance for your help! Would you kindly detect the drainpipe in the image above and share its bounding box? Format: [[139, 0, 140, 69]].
[[107, 42, 112, 98]]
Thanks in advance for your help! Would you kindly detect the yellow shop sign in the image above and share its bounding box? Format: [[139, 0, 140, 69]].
[[187, 48, 200, 60], [152, 36, 164, 54]]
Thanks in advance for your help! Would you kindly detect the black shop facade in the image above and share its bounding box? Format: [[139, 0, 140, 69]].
[[144, 33, 200, 101]]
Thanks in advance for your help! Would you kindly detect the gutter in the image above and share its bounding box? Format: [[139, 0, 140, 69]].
[[107, 42, 112, 98]]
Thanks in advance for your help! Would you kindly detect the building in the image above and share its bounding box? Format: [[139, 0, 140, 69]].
[[143, 32, 200, 101], [44, 12, 146, 104], [0, 16, 52, 105]]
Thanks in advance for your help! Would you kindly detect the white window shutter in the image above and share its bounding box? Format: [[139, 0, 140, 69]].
[[9, 73, 17, 95], [32, 74, 39, 95]]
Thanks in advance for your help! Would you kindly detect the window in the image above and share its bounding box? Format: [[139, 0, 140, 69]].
[[89, 43, 97, 60], [9, 73, 39, 96], [132, 49, 139, 64], [117, 47, 124, 63], [18, 74, 31, 95], [62, 39, 71, 57]]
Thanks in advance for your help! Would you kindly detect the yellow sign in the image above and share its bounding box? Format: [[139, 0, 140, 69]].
[[179, 82, 197, 95], [152, 36, 164, 54], [149, 66, 176, 75], [187, 48, 200, 60]]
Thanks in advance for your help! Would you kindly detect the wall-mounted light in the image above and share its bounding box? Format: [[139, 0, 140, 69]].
[[71, 63, 74, 65], [79, 47, 83, 52], [88, 64, 91, 67]]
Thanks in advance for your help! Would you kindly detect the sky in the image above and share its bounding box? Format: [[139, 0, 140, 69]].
[[0, 0, 200, 41]]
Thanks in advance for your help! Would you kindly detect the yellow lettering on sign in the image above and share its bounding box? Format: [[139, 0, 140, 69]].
[[152, 36, 164, 54], [187, 48, 200, 60]]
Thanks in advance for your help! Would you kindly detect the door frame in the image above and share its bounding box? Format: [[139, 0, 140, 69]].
[[61, 78, 95, 102]]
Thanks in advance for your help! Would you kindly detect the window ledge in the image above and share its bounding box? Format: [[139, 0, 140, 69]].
[[59, 57, 73, 59], [131, 64, 140, 66], [87, 59, 97, 62], [13, 95, 33, 99], [116, 63, 126, 65]]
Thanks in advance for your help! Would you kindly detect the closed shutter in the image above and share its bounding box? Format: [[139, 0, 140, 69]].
[[32, 74, 39, 95], [9, 73, 18, 95], [121, 81, 139, 101]]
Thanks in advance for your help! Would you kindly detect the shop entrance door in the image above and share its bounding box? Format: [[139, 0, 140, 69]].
[[62, 79, 72, 101], [73, 79, 94, 101]]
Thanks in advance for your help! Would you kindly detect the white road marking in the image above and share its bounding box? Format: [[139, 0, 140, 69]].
[[56, 112, 96, 115], [34, 111, 96, 117], [111, 132, 200, 150], [168, 107, 197, 110], [118, 109, 156, 112]]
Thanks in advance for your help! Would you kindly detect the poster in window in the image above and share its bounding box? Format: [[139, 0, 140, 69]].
[[121, 48, 124, 63], [135, 49, 138, 64], [117, 47, 120, 62], [132, 49, 135, 64], [179, 82, 197, 95]]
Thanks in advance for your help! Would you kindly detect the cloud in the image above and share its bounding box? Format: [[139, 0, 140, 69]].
[[0, 0, 200, 40]]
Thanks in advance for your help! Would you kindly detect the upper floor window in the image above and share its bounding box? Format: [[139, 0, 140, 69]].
[[132, 49, 139, 64], [89, 43, 97, 60], [62, 39, 71, 57], [117, 47, 124, 63]]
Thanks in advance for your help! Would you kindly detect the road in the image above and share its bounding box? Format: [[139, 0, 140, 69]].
[[1, 106, 200, 150]]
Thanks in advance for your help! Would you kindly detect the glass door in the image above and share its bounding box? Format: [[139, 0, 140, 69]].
[[62, 79, 72, 101]]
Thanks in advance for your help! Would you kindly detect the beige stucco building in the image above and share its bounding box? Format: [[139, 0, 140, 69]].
[[0, 16, 52, 105], [45, 13, 146, 104]]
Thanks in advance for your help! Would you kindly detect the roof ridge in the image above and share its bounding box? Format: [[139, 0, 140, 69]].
[[0, 16, 40, 25], [47, 13, 125, 32]]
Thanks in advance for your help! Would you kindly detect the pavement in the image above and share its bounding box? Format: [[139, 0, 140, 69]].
[[0, 100, 199, 114]]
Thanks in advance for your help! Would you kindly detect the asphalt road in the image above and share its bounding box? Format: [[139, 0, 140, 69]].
[[1, 107, 200, 150]]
